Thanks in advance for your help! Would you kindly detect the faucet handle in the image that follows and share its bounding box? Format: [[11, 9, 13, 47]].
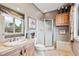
[[13, 38, 16, 41], [9, 39, 12, 42]]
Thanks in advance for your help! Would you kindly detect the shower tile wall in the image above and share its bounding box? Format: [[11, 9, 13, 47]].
[[54, 26, 70, 42]]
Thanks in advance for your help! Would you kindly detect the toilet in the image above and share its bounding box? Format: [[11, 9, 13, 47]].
[[33, 38, 45, 55], [34, 44, 45, 55], [33, 38, 45, 50], [35, 44, 45, 51]]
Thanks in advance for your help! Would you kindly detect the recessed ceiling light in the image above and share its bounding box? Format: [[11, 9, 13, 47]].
[[65, 6, 67, 9], [17, 8, 20, 11], [44, 10, 48, 13], [58, 8, 60, 10], [62, 6, 64, 9]]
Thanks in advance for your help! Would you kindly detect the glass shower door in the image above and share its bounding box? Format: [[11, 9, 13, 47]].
[[37, 20, 44, 45], [44, 20, 53, 46]]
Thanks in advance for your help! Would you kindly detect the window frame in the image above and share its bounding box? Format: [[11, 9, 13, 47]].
[[15, 18, 24, 34], [1, 13, 24, 35], [74, 4, 79, 41]]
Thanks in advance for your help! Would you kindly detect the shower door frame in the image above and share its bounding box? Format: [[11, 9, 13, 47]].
[[44, 19, 54, 47], [36, 19, 54, 47]]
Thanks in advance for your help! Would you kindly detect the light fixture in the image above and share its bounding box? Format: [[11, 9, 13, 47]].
[[65, 6, 67, 9], [62, 6, 64, 9], [17, 8, 20, 11], [57, 8, 60, 10], [44, 10, 48, 13]]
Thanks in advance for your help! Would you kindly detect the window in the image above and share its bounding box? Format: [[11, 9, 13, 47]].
[[74, 4, 79, 38], [5, 15, 14, 33], [1, 13, 24, 35], [15, 18, 22, 33]]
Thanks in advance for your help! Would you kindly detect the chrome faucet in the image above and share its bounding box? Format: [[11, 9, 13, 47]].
[[13, 38, 16, 41]]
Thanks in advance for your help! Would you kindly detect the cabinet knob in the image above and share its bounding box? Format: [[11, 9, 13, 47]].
[[20, 50, 23, 55], [24, 49, 26, 53]]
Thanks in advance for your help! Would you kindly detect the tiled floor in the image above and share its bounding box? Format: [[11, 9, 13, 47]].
[[34, 41, 74, 56], [45, 49, 74, 56], [34, 48, 74, 56]]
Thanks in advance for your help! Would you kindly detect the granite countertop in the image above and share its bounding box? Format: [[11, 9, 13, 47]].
[[0, 39, 34, 55]]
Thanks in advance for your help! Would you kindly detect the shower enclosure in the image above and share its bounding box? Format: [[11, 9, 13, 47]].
[[37, 19, 54, 47]]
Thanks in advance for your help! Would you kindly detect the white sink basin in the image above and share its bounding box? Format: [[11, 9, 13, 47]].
[[0, 43, 12, 52], [3, 39, 27, 46], [0, 47, 11, 51]]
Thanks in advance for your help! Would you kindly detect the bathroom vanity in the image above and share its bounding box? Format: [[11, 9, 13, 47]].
[[0, 39, 35, 56]]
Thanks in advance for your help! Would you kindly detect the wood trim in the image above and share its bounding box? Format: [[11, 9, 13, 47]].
[[0, 4, 24, 19]]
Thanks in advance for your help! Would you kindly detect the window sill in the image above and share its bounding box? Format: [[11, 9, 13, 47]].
[[5, 33, 24, 38]]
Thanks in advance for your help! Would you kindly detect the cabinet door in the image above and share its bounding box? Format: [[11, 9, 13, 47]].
[[56, 13, 69, 26], [63, 13, 69, 25], [61, 14, 64, 25], [56, 14, 62, 26], [26, 46, 35, 56], [10, 50, 21, 56]]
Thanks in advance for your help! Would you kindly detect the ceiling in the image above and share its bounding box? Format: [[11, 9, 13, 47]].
[[34, 3, 65, 13], [0, 3, 66, 14], [0, 3, 26, 14]]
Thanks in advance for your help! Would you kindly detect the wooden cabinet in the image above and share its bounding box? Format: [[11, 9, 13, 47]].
[[26, 46, 35, 56], [4, 48, 21, 56], [9, 49, 21, 56], [3, 42, 35, 56], [56, 13, 69, 26], [56, 14, 62, 26], [19, 43, 35, 56]]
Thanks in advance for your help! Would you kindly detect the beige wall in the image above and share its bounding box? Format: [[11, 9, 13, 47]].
[[0, 15, 4, 33], [24, 4, 44, 38], [44, 11, 57, 19], [24, 4, 43, 19], [0, 15, 5, 42]]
